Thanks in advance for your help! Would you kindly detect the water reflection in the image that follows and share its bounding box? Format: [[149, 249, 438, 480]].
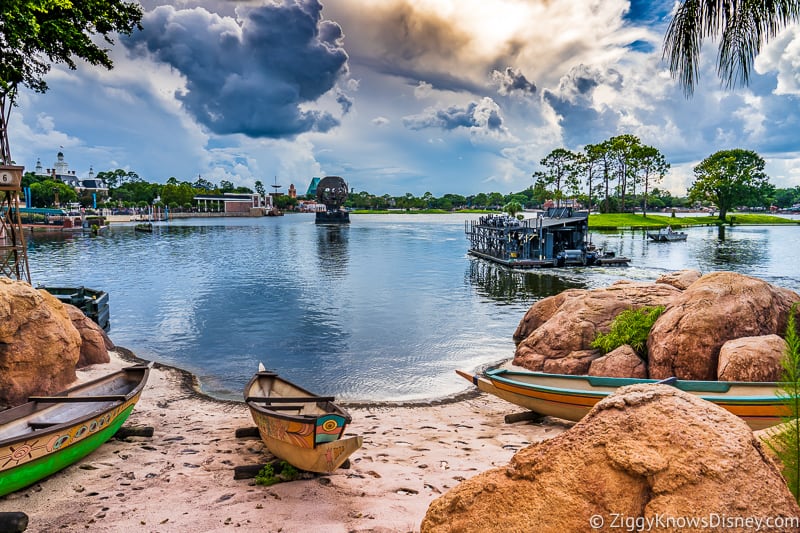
[[467, 258, 586, 303], [315, 225, 349, 279]]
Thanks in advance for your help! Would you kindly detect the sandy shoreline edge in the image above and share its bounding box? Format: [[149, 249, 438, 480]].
[[0, 349, 566, 533]]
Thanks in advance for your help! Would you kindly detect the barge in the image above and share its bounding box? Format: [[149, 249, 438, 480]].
[[465, 208, 629, 269]]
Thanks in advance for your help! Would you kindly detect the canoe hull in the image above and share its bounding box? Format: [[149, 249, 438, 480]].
[[250, 407, 362, 473], [0, 365, 149, 496], [245, 369, 361, 474], [0, 403, 137, 496], [457, 369, 786, 430]]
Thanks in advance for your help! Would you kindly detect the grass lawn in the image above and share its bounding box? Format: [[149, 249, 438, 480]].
[[588, 213, 799, 229]]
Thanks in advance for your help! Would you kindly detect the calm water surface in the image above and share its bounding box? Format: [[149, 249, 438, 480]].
[[27, 213, 800, 401]]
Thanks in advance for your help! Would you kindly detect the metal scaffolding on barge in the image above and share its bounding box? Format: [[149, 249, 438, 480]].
[[465, 208, 629, 269]]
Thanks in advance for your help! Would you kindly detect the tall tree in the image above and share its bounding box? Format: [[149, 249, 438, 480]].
[[633, 145, 670, 217], [539, 148, 578, 207], [607, 135, 641, 213], [689, 149, 771, 220], [254, 180, 266, 198], [0, 1, 143, 163], [664, 0, 800, 96]]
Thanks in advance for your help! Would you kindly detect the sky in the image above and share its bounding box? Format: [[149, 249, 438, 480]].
[[8, 0, 800, 197]]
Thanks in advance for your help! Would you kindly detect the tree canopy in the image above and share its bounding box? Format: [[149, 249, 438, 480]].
[[664, 0, 800, 96], [689, 149, 772, 220], [0, 1, 143, 162]]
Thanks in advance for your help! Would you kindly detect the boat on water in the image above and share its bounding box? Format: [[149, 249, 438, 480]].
[[647, 227, 687, 242], [39, 286, 110, 331], [0, 364, 150, 496], [134, 222, 153, 233], [244, 364, 362, 473], [456, 368, 785, 430], [465, 208, 630, 268]]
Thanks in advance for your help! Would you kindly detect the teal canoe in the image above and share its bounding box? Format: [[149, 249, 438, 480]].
[[0, 364, 150, 496], [457, 368, 785, 430]]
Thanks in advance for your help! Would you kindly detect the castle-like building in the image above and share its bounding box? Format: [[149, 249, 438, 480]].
[[35, 151, 109, 199]]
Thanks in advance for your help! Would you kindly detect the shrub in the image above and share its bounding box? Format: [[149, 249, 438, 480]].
[[767, 303, 800, 503], [591, 306, 665, 359], [254, 461, 301, 486]]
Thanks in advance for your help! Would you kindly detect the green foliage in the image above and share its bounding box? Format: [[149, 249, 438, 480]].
[[768, 303, 800, 502], [254, 461, 301, 487], [503, 201, 523, 218], [591, 306, 665, 359], [0, 1, 143, 163], [689, 149, 772, 221]]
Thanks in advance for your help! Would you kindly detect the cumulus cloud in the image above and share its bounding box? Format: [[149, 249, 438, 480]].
[[402, 97, 506, 136], [491, 67, 536, 97], [755, 26, 800, 96], [123, 1, 349, 138]]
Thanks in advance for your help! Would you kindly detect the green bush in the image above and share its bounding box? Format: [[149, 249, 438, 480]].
[[591, 306, 665, 359], [767, 303, 800, 503], [254, 461, 301, 486]]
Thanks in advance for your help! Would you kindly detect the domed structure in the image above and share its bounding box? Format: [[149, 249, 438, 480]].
[[315, 176, 350, 224]]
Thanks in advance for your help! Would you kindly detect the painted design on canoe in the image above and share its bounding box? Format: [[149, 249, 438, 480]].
[[0, 364, 149, 496], [0, 396, 140, 471], [244, 365, 361, 473], [456, 368, 786, 431], [316, 415, 347, 444]]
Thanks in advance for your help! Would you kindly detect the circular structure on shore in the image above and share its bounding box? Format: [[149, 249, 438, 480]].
[[316, 176, 349, 211]]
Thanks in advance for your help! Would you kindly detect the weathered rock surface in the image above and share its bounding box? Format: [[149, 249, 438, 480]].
[[541, 349, 600, 375], [63, 303, 112, 367], [0, 279, 81, 408], [588, 345, 648, 378], [717, 334, 786, 382], [513, 281, 680, 373], [512, 289, 586, 343], [655, 269, 701, 290], [421, 384, 800, 533], [648, 272, 799, 380]]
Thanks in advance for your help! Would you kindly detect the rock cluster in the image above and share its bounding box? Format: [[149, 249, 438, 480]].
[[0, 279, 110, 408], [513, 271, 799, 381], [421, 384, 800, 532]]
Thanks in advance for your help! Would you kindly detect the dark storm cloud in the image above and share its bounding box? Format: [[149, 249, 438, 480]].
[[491, 67, 536, 96], [336, 90, 354, 114], [403, 99, 504, 132], [542, 65, 623, 145], [123, 1, 348, 138]]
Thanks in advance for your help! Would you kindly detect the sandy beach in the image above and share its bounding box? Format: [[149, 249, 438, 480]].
[[0, 349, 567, 533]]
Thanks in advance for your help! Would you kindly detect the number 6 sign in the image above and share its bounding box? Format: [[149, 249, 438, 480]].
[[0, 165, 23, 190]]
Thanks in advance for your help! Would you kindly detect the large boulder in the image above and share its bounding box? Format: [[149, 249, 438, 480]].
[[421, 384, 799, 532], [512, 289, 587, 343], [513, 281, 680, 373], [63, 302, 113, 367], [588, 345, 648, 378], [655, 269, 701, 290], [0, 279, 82, 407], [717, 334, 786, 382], [648, 272, 799, 380]]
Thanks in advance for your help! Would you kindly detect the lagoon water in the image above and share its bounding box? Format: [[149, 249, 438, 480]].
[[28, 213, 800, 402]]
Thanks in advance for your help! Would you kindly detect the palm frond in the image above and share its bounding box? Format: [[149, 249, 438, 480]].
[[664, 0, 800, 96]]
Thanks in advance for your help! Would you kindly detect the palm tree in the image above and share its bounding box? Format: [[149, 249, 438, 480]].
[[664, 0, 800, 96]]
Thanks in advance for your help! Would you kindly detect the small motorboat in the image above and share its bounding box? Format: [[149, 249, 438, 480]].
[[647, 227, 687, 242]]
